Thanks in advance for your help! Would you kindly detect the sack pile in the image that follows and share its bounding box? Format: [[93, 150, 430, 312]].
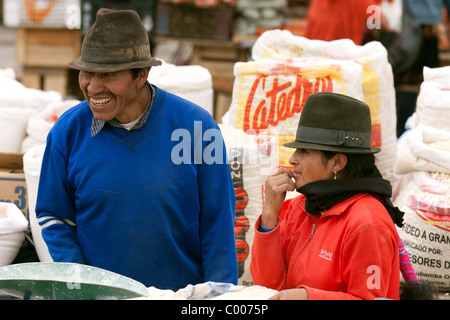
[[0, 68, 77, 154], [23, 144, 52, 262], [0, 203, 29, 266], [393, 66, 450, 292], [148, 60, 213, 115], [222, 30, 398, 183], [220, 124, 277, 286]]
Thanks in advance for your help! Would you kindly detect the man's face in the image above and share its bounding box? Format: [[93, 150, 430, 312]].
[[79, 69, 143, 123]]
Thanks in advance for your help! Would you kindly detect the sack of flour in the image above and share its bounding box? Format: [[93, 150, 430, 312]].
[[413, 66, 450, 131], [394, 171, 450, 291], [0, 74, 61, 111], [397, 205, 450, 292], [0, 203, 29, 266], [148, 60, 213, 115], [222, 30, 397, 182], [0, 106, 35, 153], [23, 144, 53, 262], [220, 124, 277, 286], [394, 124, 450, 175], [21, 100, 79, 153]]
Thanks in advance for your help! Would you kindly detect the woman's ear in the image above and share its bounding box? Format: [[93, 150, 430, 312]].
[[333, 153, 347, 173]]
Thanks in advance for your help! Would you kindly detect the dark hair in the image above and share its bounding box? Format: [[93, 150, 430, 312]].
[[400, 282, 438, 300], [322, 151, 375, 179], [130, 68, 143, 79]]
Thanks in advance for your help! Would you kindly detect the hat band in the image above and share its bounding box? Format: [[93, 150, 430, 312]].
[[81, 44, 151, 63], [295, 125, 371, 149]]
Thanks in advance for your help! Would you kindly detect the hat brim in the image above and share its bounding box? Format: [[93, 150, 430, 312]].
[[283, 140, 381, 154], [69, 57, 162, 73]]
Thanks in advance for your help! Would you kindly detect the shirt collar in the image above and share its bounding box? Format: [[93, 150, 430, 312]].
[[91, 82, 154, 137]]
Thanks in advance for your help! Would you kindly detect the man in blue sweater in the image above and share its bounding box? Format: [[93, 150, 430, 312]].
[[35, 8, 238, 290]]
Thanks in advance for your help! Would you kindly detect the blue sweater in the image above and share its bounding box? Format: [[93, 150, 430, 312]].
[[36, 86, 238, 290]]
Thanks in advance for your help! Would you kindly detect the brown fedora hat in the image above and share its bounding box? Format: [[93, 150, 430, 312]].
[[284, 92, 381, 154], [69, 8, 161, 73]]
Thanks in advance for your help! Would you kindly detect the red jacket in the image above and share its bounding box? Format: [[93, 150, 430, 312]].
[[250, 193, 400, 300], [304, 0, 382, 45]]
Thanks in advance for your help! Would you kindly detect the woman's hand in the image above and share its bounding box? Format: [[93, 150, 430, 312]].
[[268, 288, 309, 300], [261, 167, 295, 229]]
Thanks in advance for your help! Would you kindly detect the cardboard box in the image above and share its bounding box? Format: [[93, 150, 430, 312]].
[[0, 153, 29, 224]]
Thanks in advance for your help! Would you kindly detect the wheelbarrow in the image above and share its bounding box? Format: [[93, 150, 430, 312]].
[[0, 262, 149, 300]]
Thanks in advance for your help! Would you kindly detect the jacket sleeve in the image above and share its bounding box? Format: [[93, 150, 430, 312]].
[[250, 215, 287, 290], [302, 224, 400, 300], [35, 132, 86, 264]]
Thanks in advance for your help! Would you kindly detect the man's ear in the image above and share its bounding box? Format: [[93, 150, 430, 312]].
[[138, 67, 150, 86]]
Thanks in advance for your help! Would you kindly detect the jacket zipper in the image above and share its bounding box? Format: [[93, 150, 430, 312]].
[[310, 223, 316, 238], [288, 218, 318, 287]]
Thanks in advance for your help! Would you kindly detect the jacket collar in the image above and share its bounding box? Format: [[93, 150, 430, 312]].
[[297, 192, 369, 218]]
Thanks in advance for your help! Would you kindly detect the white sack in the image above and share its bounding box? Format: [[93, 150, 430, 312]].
[[413, 66, 450, 131], [148, 60, 213, 115], [23, 144, 53, 262], [0, 106, 35, 153], [397, 205, 450, 292], [0, 68, 15, 80], [393, 171, 450, 214], [0, 75, 61, 111], [223, 30, 397, 183], [0, 203, 29, 266], [220, 124, 277, 286], [394, 124, 450, 175], [393, 171, 450, 292], [21, 100, 79, 153], [132, 281, 277, 300]]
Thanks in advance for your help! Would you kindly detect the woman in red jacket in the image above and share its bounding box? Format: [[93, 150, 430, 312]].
[[250, 92, 404, 300]]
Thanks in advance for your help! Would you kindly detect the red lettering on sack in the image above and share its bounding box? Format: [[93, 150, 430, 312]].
[[234, 215, 250, 235], [235, 238, 250, 263], [235, 188, 248, 211], [243, 74, 333, 133]]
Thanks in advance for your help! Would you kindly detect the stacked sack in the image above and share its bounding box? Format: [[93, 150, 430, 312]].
[[0, 203, 28, 266], [0, 68, 61, 154], [0, 68, 79, 154], [148, 60, 213, 115], [222, 30, 398, 184], [220, 124, 277, 286], [393, 66, 450, 293]]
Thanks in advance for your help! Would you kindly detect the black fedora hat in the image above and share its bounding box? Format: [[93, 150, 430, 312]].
[[69, 8, 161, 73], [284, 92, 381, 154]]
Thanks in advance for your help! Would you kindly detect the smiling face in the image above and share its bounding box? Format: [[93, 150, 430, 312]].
[[289, 148, 337, 189], [78, 68, 149, 123]]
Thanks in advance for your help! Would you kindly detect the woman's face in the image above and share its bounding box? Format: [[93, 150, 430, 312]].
[[289, 148, 336, 189]]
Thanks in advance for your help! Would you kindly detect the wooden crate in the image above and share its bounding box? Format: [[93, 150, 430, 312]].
[[191, 43, 248, 93], [155, 1, 235, 41], [16, 28, 81, 68], [22, 67, 69, 96], [191, 43, 248, 122]]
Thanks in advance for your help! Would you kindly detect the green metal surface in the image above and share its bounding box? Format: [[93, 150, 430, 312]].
[[0, 262, 149, 300]]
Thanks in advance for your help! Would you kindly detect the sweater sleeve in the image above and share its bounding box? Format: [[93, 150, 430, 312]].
[[35, 131, 86, 264], [197, 127, 238, 285]]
